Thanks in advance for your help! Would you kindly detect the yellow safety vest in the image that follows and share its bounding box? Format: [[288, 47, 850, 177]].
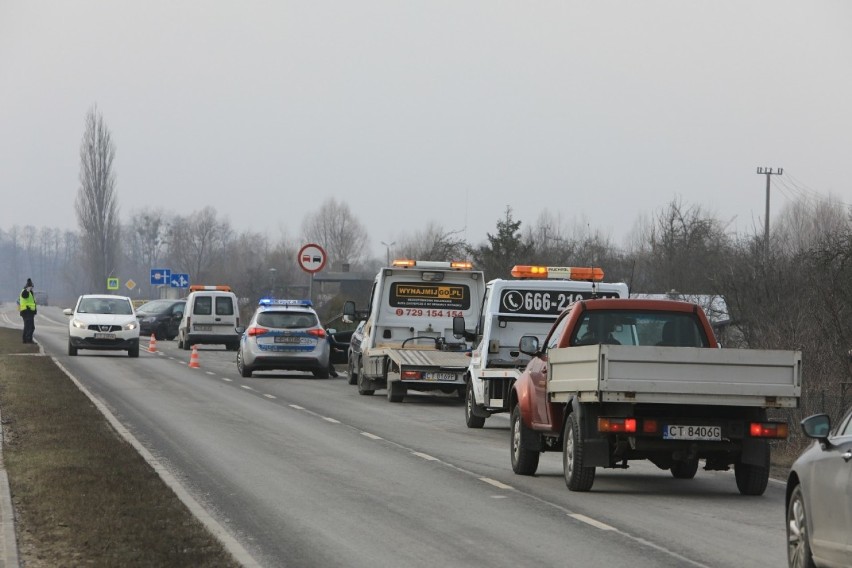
[[19, 289, 36, 312]]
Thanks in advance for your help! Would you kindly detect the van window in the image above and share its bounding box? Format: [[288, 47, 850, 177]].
[[216, 297, 234, 316], [194, 296, 212, 316]]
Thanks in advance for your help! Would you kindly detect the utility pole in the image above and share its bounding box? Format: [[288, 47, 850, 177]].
[[756, 167, 783, 263]]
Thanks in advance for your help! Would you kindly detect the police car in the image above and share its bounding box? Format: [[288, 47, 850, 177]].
[[236, 299, 331, 378]]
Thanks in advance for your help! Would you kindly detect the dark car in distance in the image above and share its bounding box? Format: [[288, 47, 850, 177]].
[[785, 407, 852, 567], [136, 299, 186, 340]]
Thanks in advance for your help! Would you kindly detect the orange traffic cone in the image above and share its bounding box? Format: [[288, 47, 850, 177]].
[[148, 333, 158, 353], [188, 345, 200, 368]]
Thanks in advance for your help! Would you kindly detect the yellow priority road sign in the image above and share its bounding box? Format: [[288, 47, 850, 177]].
[[107, 277, 119, 290]]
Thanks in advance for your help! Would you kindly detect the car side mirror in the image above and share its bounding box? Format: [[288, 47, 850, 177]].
[[343, 301, 356, 317], [235, 326, 246, 335], [519, 335, 540, 356], [800, 414, 831, 442], [452, 316, 466, 339]]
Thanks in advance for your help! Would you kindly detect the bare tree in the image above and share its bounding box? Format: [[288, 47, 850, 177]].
[[76, 105, 120, 291], [301, 198, 369, 269], [396, 222, 469, 262], [166, 207, 232, 283]]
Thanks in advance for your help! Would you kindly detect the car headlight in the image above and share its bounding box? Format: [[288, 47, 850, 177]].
[[71, 319, 87, 329], [124, 321, 138, 331]]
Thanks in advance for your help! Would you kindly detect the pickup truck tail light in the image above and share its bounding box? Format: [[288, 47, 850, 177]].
[[749, 422, 788, 439], [598, 417, 637, 433], [401, 370, 422, 379]]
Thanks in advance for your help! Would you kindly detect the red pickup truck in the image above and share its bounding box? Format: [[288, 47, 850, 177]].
[[509, 298, 801, 495]]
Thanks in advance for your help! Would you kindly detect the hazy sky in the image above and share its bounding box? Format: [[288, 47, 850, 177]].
[[2, 1, 851, 257]]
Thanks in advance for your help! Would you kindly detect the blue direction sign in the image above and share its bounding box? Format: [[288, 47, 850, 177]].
[[170, 273, 190, 288], [150, 268, 171, 286]]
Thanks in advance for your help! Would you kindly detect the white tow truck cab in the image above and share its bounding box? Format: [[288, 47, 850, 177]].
[[465, 265, 628, 428], [343, 259, 486, 403]]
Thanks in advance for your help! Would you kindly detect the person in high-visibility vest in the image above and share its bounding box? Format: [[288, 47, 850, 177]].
[[19, 278, 37, 344]]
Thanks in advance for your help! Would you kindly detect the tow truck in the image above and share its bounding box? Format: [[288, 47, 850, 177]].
[[343, 259, 486, 402], [464, 265, 628, 428]]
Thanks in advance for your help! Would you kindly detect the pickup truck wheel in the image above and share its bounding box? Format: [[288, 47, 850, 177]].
[[735, 460, 769, 496], [563, 413, 595, 491], [670, 459, 699, 479], [787, 484, 817, 568], [465, 383, 486, 429], [387, 379, 406, 403], [510, 406, 539, 475], [357, 367, 374, 396]]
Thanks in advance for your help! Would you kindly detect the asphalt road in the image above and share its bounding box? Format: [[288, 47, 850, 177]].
[[2, 304, 789, 568]]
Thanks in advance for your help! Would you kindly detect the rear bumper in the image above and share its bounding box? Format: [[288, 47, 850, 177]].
[[187, 333, 240, 346]]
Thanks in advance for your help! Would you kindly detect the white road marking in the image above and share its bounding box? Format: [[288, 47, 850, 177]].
[[221, 378, 232, 382], [479, 477, 512, 490], [263, 394, 276, 399], [322, 417, 340, 424], [205, 371, 215, 376], [411, 451, 439, 461], [570, 514, 617, 531], [289, 404, 305, 410], [240, 385, 254, 391], [361, 432, 382, 440]]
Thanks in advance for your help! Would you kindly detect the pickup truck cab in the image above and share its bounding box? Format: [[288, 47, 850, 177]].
[[510, 298, 801, 495]]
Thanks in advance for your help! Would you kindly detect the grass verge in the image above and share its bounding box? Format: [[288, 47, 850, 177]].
[[0, 328, 241, 567]]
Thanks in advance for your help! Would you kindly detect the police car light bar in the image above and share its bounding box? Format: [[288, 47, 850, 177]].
[[391, 259, 474, 270], [189, 285, 233, 292], [510, 265, 605, 281], [258, 298, 313, 307]]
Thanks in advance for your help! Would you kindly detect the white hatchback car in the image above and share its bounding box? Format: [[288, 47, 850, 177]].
[[64, 294, 141, 357]]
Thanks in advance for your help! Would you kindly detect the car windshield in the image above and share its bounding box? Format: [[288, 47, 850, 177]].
[[257, 311, 318, 329], [78, 297, 133, 315]]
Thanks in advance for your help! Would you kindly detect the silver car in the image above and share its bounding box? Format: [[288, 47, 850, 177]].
[[786, 407, 852, 567], [236, 299, 330, 378]]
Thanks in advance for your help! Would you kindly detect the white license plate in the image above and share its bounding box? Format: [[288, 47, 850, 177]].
[[194, 324, 212, 331], [663, 425, 722, 441], [422, 372, 459, 382], [94, 332, 115, 340], [274, 336, 307, 344]]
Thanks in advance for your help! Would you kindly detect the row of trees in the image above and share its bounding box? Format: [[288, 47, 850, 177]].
[[2, 106, 850, 460]]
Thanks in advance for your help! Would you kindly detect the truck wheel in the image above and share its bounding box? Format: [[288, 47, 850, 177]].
[[465, 383, 486, 429], [563, 413, 595, 491], [787, 484, 817, 568], [510, 406, 539, 475], [387, 379, 406, 403], [347, 355, 358, 385], [357, 369, 374, 396], [670, 459, 699, 479], [735, 460, 769, 496]]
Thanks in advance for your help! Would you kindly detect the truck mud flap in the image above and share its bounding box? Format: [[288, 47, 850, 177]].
[[584, 439, 611, 467]]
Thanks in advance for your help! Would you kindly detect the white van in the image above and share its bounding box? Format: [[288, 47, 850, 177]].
[[177, 285, 241, 351]]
